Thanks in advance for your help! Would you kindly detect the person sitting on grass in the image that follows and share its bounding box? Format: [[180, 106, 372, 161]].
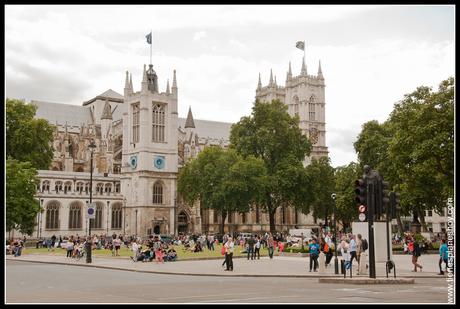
[[166, 248, 177, 262], [194, 241, 203, 253]]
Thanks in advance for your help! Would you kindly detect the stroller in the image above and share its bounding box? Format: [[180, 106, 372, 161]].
[[75, 245, 86, 260]]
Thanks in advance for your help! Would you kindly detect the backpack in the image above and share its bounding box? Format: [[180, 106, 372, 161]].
[[362, 239, 368, 251], [323, 243, 329, 253]]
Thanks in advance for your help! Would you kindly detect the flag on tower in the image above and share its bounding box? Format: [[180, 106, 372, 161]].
[[146, 32, 152, 45], [296, 41, 305, 51]]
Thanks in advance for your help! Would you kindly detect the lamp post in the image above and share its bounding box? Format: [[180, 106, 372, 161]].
[[331, 193, 339, 274], [86, 139, 96, 263], [135, 209, 138, 237], [123, 197, 127, 236], [106, 200, 110, 235]]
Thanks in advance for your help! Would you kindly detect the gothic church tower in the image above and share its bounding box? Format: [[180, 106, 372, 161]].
[[256, 57, 328, 165], [122, 64, 179, 236]]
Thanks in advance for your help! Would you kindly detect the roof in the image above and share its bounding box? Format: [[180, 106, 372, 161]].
[[184, 107, 195, 128], [32, 100, 92, 126], [179, 118, 233, 141], [83, 89, 124, 106]]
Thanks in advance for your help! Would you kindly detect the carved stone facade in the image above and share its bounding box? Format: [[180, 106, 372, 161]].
[[20, 55, 328, 239]]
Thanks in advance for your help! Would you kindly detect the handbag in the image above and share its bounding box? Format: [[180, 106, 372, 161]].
[[221, 245, 226, 256]]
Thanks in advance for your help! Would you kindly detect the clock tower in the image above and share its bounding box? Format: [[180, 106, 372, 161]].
[[121, 64, 178, 236]]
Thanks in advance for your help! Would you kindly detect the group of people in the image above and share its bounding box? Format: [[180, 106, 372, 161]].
[[130, 235, 177, 263], [6, 238, 25, 257]]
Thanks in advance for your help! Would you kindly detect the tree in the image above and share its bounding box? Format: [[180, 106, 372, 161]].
[[353, 78, 454, 232], [6, 98, 54, 169], [305, 157, 335, 227], [230, 99, 312, 233], [6, 159, 41, 235], [333, 162, 360, 230], [178, 146, 266, 235], [386, 77, 454, 231]]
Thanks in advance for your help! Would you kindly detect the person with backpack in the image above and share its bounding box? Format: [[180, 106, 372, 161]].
[[411, 236, 423, 272]]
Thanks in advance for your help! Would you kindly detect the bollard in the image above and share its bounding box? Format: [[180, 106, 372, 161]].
[[318, 252, 326, 273], [359, 252, 368, 275]]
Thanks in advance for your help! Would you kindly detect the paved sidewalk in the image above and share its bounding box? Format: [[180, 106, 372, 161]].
[[6, 253, 444, 278]]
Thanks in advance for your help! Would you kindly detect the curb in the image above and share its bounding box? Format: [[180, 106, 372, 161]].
[[6, 258, 442, 279], [318, 278, 415, 284]]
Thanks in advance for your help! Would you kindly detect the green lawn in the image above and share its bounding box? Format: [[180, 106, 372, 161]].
[[22, 244, 274, 260]]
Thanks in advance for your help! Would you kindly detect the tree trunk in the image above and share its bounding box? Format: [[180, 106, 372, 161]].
[[396, 215, 404, 236], [418, 209, 428, 232], [220, 212, 227, 236]]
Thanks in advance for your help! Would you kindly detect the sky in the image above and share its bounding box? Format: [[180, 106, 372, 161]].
[[5, 5, 455, 167]]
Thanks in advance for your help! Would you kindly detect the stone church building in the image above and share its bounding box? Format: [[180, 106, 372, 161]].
[[25, 55, 328, 239]]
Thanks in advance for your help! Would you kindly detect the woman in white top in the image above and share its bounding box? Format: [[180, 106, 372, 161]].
[[340, 237, 350, 269], [224, 236, 234, 271], [131, 240, 139, 262]]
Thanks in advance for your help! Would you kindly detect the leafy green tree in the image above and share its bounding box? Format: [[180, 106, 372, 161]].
[[230, 99, 312, 233], [386, 77, 454, 230], [353, 78, 454, 232], [6, 159, 41, 235], [333, 162, 360, 230], [305, 157, 335, 226], [178, 146, 267, 235], [6, 98, 54, 169]]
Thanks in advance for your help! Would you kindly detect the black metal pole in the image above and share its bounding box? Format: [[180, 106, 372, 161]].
[[332, 194, 339, 274], [86, 148, 93, 263], [386, 193, 392, 263], [367, 181, 376, 278]]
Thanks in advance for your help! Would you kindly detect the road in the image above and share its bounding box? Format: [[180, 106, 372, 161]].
[[6, 260, 451, 303]]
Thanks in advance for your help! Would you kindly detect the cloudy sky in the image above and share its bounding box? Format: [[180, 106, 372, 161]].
[[5, 5, 455, 167]]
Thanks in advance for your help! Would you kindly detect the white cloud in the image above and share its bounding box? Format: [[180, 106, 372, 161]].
[[5, 5, 454, 168], [193, 30, 207, 41]]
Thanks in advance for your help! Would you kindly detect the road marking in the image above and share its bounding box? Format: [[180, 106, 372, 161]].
[[195, 294, 301, 303], [157, 291, 263, 301]]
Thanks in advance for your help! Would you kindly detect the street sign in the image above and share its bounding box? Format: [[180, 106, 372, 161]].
[[358, 205, 366, 213], [87, 203, 96, 219], [359, 213, 366, 222]]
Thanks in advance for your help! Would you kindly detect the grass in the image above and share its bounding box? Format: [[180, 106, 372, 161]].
[[21, 244, 276, 260]]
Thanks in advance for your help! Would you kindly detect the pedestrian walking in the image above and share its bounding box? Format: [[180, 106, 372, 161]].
[[438, 239, 448, 275], [66, 241, 74, 258], [349, 234, 357, 266], [411, 237, 423, 272], [247, 235, 255, 260], [131, 239, 139, 262], [267, 234, 275, 259], [224, 236, 234, 271], [309, 238, 320, 272], [254, 236, 261, 260]]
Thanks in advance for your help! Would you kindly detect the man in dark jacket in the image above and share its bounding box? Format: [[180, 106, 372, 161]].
[[247, 235, 255, 260]]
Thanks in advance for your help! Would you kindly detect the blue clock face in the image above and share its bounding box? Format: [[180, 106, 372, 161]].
[[130, 155, 138, 169], [154, 156, 165, 169]]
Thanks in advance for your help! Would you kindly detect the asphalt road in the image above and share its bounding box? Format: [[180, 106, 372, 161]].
[[5, 260, 451, 304]]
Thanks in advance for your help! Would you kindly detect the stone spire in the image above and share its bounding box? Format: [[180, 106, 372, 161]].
[[269, 69, 274, 87], [287, 61, 292, 81], [141, 64, 148, 93], [185, 106, 195, 129], [129, 73, 133, 92], [101, 99, 112, 120], [166, 79, 170, 94], [317, 60, 324, 79], [124, 71, 132, 96], [301, 56, 307, 76], [172, 69, 178, 97], [274, 75, 277, 87], [124, 71, 130, 89], [257, 73, 262, 90]]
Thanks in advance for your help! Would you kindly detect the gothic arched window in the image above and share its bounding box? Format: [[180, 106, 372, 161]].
[[90, 202, 103, 229], [45, 201, 60, 230], [152, 104, 165, 142], [104, 183, 112, 194], [64, 181, 72, 194], [42, 180, 50, 192], [293, 96, 299, 116], [132, 103, 140, 143], [68, 201, 82, 229], [115, 183, 120, 193], [152, 181, 163, 204], [55, 181, 63, 193], [96, 183, 104, 195], [76, 182, 84, 194], [309, 96, 316, 121], [111, 203, 122, 229]]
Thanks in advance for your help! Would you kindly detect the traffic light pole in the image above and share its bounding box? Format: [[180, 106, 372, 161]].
[[367, 181, 376, 279]]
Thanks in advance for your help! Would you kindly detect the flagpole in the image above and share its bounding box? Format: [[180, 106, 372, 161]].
[[150, 30, 152, 65]]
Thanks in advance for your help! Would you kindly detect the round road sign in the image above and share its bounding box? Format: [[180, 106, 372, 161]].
[[359, 213, 366, 221], [358, 205, 366, 213]]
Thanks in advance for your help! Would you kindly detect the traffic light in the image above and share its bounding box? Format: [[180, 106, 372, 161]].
[[354, 178, 367, 206], [381, 180, 390, 216], [390, 192, 400, 219]]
